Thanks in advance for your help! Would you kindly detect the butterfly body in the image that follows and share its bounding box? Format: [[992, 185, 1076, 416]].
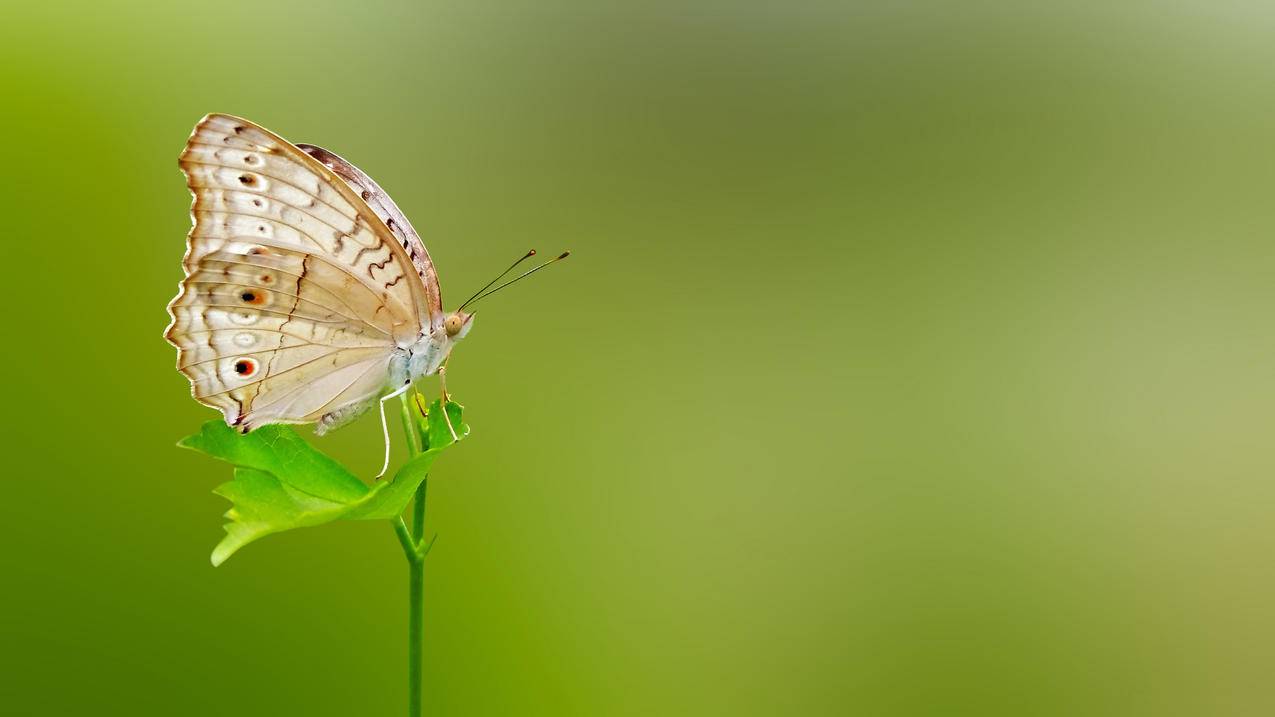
[[405, 317, 474, 381], [166, 114, 469, 436]]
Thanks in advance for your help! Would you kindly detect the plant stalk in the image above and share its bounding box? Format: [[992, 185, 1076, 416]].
[[408, 522, 423, 717], [398, 394, 428, 717]]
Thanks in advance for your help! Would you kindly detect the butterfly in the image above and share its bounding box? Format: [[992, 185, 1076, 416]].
[[165, 114, 566, 475]]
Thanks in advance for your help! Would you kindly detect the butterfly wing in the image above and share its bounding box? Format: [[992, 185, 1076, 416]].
[[296, 143, 444, 330], [166, 114, 431, 431]]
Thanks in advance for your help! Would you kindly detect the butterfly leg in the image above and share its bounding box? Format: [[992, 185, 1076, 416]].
[[376, 380, 414, 479], [437, 361, 460, 442]]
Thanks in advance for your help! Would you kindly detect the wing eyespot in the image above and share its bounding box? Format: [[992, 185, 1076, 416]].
[[235, 287, 272, 307], [232, 358, 258, 377]]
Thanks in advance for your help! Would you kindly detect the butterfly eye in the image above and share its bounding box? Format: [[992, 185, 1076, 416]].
[[444, 315, 462, 336]]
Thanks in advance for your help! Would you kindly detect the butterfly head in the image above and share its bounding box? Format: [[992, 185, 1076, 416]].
[[444, 310, 474, 340]]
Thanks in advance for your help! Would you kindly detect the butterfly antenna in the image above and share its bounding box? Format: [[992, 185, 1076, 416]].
[[463, 252, 570, 307], [457, 249, 537, 311]]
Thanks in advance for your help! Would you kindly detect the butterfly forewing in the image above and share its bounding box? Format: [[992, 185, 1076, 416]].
[[166, 114, 437, 431], [297, 143, 444, 328]]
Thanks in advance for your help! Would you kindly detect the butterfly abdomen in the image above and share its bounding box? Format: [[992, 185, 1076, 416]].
[[315, 399, 375, 436]]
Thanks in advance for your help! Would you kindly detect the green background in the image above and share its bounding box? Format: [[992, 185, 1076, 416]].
[[3, 2, 1274, 715]]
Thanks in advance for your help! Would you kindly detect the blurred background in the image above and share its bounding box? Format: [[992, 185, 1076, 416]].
[[3, 1, 1274, 715]]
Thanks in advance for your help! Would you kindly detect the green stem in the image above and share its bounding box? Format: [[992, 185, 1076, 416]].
[[408, 525, 423, 717], [399, 392, 423, 456], [394, 517, 416, 560], [396, 394, 428, 717]]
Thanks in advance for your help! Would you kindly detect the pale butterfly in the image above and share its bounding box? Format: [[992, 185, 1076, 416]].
[[165, 114, 567, 475]]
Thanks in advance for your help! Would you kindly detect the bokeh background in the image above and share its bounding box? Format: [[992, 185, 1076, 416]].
[[3, 2, 1275, 715]]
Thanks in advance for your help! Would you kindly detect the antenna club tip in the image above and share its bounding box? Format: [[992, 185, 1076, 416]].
[[558, 251, 571, 259], [527, 249, 537, 257]]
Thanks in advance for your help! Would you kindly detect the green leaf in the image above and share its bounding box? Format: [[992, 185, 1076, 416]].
[[425, 399, 468, 452], [178, 422, 369, 503], [179, 399, 468, 565], [209, 468, 354, 567]]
